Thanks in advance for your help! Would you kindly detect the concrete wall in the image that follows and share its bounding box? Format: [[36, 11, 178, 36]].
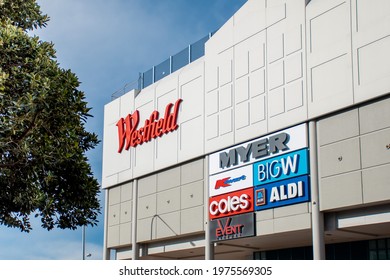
[[106, 158, 205, 248], [318, 97, 390, 211]]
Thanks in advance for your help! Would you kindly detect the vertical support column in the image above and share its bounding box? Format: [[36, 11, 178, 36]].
[[103, 189, 110, 260], [82, 225, 86, 260], [204, 155, 214, 260], [132, 179, 139, 260], [169, 56, 173, 74], [188, 44, 192, 63], [309, 121, 326, 260]]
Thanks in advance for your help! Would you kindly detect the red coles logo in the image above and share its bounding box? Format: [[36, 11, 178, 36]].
[[209, 188, 254, 220], [116, 99, 182, 153]]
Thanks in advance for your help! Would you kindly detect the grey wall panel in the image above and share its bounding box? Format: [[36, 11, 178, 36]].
[[156, 212, 180, 239], [319, 138, 361, 177], [181, 181, 203, 210], [108, 204, 120, 226], [359, 98, 390, 134], [137, 217, 156, 242], [256, 209, 273, 222], [108, 186, 121, 206], [107, 225, 120, 248], [320, 172, 363, 211], [273, 203, 310, 219], [137, 194, 156, 219], [157, 166, 181, 192], [181, 159, 203, 185], [135, 158, 205, 243], [107, 183, 135, 248], [119, 222, 132, 246], [318, 97, 390, 211], [157, 187, 181, 215], [273, 213, 311, 233], [138, 175, 157, 198], [181, 206, 204, 235], [256, 213, 311, 236], [120, 201, 132, 224], [360, 128, 390, 168], [317, 109, 359, 146], [121, 182, 133, 202], [362, 164, 390, 204]]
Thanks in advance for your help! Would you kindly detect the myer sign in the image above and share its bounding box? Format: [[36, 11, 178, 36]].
[[209, 124, 308, 175]]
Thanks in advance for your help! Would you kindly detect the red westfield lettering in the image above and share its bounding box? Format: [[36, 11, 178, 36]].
[[216, 217, 244, 238], [116, 99, 182, 152]]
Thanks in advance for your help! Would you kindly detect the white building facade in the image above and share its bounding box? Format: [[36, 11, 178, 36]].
[[102, 0, 390, 260]]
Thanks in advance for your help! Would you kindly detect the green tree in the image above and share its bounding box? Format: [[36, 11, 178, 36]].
[[0, 0, 100, 232]]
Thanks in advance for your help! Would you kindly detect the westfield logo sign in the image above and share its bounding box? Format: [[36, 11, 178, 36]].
[[116, 99, 182, 153]]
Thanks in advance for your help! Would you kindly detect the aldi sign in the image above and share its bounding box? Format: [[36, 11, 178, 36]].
[[254, 175, 310, 210]]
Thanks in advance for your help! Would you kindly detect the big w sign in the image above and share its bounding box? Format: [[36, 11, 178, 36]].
[[116, 99, 182, 153]]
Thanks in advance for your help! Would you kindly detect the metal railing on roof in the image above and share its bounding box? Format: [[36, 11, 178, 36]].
[[111, 31, 215, 100]]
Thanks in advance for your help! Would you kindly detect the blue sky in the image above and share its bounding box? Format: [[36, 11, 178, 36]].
[[0, 0, 247, 260]]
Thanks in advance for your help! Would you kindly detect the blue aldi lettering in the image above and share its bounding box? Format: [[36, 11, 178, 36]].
[[254, 175, 310, 211], [253, 149, 309, 186]]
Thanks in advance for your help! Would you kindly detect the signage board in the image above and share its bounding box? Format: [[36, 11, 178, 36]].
[[209, 165, 253, 197], [209, 212, 255, 242], [254, 175, 310, 211], [253, 148, 309, 186], [209, 124, 308, 175], [116, 99, 182, 152], [209, 188, 254, 220]]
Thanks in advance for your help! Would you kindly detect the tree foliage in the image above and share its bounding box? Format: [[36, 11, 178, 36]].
[[0, 0, 100, 232]]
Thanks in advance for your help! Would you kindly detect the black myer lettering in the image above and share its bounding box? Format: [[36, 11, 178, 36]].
[[219, 132, 290, 169], [236, 145, 252, 163]]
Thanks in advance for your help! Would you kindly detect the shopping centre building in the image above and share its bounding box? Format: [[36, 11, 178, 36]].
[[102, 0, 390, 260]]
